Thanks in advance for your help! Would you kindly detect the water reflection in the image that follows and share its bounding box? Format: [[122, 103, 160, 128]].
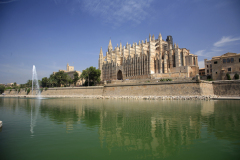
[[30, 99, 41, 134], [1, 98, 240, 159]]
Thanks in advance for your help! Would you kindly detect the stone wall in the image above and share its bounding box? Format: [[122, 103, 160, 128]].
[[103, 81, 213, 96], [5, 87, 103, 96], [212, 80, 240, 96], [3, 80, 239, 97]]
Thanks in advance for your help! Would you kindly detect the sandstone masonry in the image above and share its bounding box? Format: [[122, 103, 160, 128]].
[[98, 33, 199, 81]]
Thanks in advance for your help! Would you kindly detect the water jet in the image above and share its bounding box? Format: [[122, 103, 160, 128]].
[[32, 65, 41, 98]]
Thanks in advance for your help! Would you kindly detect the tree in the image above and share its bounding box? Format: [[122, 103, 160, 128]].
[[0, 85, 5, 94], [26, 80, 32, 88], [73, 72, 80, 86], [234, 73, 239, 80], [226, 73, 231, 80], [48, 74, 57, 87], [80, 66, 101, 86], [42, 77, 48, 88], [20, 84, 26, 88], [38, 80, 42, 87], [52, 71, 71, 87]]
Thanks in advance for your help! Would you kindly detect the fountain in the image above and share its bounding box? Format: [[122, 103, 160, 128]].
[[32, 65, 41, 98]]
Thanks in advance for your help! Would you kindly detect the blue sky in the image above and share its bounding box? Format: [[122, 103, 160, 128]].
[[0, 0, 240, 84]]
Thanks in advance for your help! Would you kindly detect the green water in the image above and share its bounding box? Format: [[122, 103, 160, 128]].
[[0, 98, 240, 160]]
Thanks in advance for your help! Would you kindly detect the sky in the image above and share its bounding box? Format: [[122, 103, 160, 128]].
[[0, 0, 240, 84]]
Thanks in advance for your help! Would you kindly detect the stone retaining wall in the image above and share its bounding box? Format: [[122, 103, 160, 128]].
[[103, 82, 212, 96], [212, 80, 240, 96], [5, 86, 103, 96], [3, 80, 239, 97]]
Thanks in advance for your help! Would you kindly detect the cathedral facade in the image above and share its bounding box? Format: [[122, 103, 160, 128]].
[[98, 33, 199, 81]]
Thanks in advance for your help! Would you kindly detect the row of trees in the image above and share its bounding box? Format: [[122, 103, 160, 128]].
[[29, 66, 101, 88], [2, 66, 101, 92], [41, 71, 80, 88]]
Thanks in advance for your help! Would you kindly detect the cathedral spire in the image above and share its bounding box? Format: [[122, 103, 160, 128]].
[[152, 34, 155, 41], [158, 33, 162, 40], [108, 39, 112, 52], [100, 47, 103, 55]]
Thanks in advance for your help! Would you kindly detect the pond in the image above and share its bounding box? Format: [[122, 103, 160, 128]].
[[0, 98, 240, 160]]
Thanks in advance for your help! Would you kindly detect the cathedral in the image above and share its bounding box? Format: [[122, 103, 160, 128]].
[[98, 33, 199, 81]]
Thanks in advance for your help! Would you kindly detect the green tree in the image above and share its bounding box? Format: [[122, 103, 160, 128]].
[[42, 77, 48, 88], [52, 71, 71, 87], [0, 85, 5, 94], [226, 73, 231, 80], [234, 73, 239, 80], [20, 84, 26, 88], [25, 80, 32, 88], [73, 72, 80, 86], [48, 74, 56, 87], [38, 80, 42, 87], [27, 88, 31, 95], [80, 66, 101, 86]]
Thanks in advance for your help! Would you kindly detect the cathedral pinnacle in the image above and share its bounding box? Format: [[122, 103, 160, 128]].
[[152, 34, 155, 41], [108, 39, 113, 52], [158, 33, 162, 40], [100, 47, 103, 55], [108, 39, 112, 48]]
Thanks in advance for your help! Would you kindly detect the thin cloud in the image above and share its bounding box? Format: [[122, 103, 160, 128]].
[[52, 0, 155, 26], [198, 36, 240, 59], [81, 0, 154, 26], [214, 36, 240, 47], [0, 0, 17, 4], [194, 50, 205, 56]]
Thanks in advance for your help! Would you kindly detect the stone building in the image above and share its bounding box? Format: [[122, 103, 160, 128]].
[[98, 33, 199, 81], [209, 52, 240, 80], [199, 68, 205, 77], [204, 59, 212, 77], [53, 63, 83, 86]]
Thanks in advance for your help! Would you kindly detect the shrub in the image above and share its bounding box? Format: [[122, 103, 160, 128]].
[[27, 88, 31, 95], [5, 87, 12, 90], [0, 85, 5, 94], [207, 75, 211, 80], [18, 88, 20, 93], [159, 78, 170, 82], [226, 73, 231, 80], [234, 73, 239, 80], [45, 87, 48, 91], [25, 88, 27, 92], [40, 88, 43, 92], [10, 89, 12, 92]]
